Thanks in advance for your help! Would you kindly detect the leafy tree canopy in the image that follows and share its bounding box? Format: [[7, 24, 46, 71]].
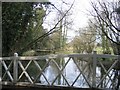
[[2, 2, 47, 56]]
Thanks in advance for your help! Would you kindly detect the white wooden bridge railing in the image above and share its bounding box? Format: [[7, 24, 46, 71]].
[[0, 52, 119, 89]]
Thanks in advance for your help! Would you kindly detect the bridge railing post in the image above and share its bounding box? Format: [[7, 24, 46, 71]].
[[13, 53, 18, 84], [92, 51, 97, 88]]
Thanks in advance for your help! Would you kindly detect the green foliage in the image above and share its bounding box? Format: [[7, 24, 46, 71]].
[[101, 22, 111, 54], [95, 46, 113, 54], [2, 2, 49, 56], [2, 1, 70, 56], [50, 32, 61, 51], [2, 2, 35, 56], [49, 30, 67, 53], [22, 50, 36, 56], [72, 26, 96, 53]]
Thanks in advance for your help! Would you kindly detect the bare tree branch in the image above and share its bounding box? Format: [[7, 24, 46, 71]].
[[90, 1, 120, 45], [19, 0, 75, 54]]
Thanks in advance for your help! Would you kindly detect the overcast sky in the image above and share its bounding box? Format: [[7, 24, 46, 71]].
[[49, 0, 92, 27], [43, 0, 93, 41]]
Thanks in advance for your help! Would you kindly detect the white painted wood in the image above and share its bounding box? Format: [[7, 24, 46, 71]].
[[2, 61, 13, 82], [13, 53, 18, 83], [1, 53, 120, 88]]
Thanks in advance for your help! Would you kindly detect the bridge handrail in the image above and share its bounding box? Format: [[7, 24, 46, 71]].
[[1, 52, 120, 89], [0, 53, 119, 60]]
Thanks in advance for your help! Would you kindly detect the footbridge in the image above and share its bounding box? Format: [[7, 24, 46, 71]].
[[0, 51, 119, 90]]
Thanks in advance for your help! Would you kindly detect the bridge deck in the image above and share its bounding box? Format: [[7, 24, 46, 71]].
[[2, 84, 104, 90]]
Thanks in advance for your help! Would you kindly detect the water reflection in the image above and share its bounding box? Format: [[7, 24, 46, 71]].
[[40, 57, 90, 87], [40, 57, 114, 88], [40, 60, 59, 85]]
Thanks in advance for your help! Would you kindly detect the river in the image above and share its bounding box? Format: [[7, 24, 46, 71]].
[[40, 57, 91, 87]]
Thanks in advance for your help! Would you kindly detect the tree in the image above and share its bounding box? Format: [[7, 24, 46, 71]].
[[2, 0, 75, 56], [88, 18, 112, 54], [18, 0, 75, 54], [72, 24, 96, 53], [2, 2, 50, 56], [90, 0, 120, 55], [49, 9, 72, 53], [2, 2, 34, 56], [30, 7, 50, 50]]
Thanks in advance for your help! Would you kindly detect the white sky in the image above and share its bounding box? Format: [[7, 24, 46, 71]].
[[43, 0, 93, 40], [71, 0, 92, 28]]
